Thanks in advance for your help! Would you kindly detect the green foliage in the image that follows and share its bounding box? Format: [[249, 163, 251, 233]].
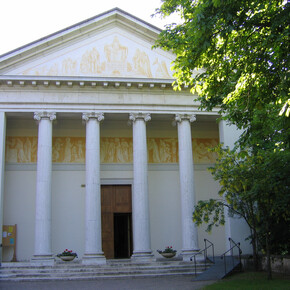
[[57, 249, 78, 257], [154, 0, 290, 130], [157, 246, 177, 254], [193, 145, 290, 254], [192, 199, 225, 232]]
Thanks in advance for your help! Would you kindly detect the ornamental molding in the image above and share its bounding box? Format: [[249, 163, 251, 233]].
[[129, 112, 151, 122], [34, 111, 56, 121], [175, 113, 196, 123], [82, 112, 104, 122]]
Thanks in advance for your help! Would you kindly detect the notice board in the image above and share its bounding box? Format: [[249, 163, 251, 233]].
[[2, 224, 17, 261]]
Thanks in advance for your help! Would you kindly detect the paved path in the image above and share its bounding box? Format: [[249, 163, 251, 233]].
[[0, 276, 216, 290]]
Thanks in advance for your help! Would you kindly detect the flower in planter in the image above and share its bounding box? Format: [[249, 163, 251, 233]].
[[157, 246, 177, 254], [57, 249, 78, 258]]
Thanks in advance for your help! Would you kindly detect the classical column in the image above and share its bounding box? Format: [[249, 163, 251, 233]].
[[32, 111, 56, 265], [175, 113, 199, 261], [129, 113, 154, 261], [0, 112, 6, 266], [82, 112, 106, 265]]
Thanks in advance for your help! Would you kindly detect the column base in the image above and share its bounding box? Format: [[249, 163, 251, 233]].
[[131, 251, 155, 263], [82, 253, 106, 265], [181, 249, 201, 262], [31, 255, 55, 266]]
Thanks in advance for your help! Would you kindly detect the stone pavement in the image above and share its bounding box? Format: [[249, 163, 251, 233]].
[[0, 276, 217, 290]]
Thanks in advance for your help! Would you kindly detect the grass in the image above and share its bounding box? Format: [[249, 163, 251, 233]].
[[203, 271, 290, 290]]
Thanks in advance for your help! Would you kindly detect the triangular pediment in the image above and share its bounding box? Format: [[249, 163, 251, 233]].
[[0, 8, 175, 80]]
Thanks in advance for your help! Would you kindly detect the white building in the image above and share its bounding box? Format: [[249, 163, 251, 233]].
[[0, 8, 251, 265]]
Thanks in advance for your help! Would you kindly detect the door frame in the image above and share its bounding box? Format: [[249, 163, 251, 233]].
[[101, 178, 133, 186], [101, 179, 133, 259]]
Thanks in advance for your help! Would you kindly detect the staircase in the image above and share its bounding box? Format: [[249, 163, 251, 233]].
[[192, 238, 242, 281], [0, 259, 209, 282], [192, 256, 241, 281]]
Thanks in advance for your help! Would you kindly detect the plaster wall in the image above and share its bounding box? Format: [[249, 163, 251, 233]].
[[219, 120, 252, 255]]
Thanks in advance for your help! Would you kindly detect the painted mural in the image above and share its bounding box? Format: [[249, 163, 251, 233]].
[[21, 36, 172, 79], [5, 137, 218, 164]]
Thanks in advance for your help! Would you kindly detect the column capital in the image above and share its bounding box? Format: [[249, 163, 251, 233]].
[[175, 113, 196, 123], [129, 113, 151, 122], [82, 112, 104, 122], [34, 111, 56, 121]]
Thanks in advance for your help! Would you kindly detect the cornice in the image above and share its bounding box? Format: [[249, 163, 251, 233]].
[[0, 75, 179, 90]]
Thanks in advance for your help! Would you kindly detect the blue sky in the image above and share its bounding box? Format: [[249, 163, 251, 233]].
[[0, 0, 180, 55]]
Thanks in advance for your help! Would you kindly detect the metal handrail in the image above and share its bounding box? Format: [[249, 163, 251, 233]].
[[220, 237, 242, 275], [204, 239, 215, 263], [190, 239, 215, 276]]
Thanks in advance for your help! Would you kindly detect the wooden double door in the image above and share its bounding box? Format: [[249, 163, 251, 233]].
[[101, 185, 132, 259]]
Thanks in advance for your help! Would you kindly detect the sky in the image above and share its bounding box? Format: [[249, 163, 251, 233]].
[[0, 0, 179, 56]]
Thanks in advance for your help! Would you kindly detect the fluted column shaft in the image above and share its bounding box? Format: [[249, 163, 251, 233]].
[[32, 111, 56, 265], [175, 114, 199, 261], [129, 113, 153, 261], [82, 112, 106, 265]]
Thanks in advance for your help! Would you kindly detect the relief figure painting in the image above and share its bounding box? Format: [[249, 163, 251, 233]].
[[6, 137, 218, 164]]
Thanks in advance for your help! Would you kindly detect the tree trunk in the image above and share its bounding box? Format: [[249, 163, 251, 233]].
[[252, 228, 259, 271], [266, 232, 272, 280]]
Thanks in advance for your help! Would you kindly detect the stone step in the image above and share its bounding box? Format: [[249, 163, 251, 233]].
[[0, 260, 208, 281]]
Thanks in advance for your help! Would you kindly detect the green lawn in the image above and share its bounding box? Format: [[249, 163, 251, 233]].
[[203, 272, 290, 290]]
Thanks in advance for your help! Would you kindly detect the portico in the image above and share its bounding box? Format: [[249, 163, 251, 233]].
[[0, 107, 220, 264]]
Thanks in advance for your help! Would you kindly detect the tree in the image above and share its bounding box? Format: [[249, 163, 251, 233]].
[[154, 0, 290, 279], [154, 0, 289, 129], [193, 145, 290, 276]]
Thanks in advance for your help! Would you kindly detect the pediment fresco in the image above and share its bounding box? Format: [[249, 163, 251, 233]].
[[11, 33, 174, 79]]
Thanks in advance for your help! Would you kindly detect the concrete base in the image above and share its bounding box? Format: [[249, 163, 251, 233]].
[[131, 252, 155, 263], [181, 250, 202, 262], [82, 253, 106, 265], [31, 255, 55, 266]]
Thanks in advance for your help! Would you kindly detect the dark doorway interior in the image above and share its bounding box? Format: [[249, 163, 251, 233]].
[[114, 213, 132, 259]]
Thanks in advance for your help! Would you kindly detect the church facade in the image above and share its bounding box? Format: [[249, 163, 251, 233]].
[[0, 8, 251, 265]]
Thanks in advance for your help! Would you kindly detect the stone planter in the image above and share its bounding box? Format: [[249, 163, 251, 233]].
[[58, 255, 76, 261], [160, 252, 176, 258]]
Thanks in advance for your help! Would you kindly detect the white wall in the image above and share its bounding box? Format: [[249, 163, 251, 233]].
[[148, 170, 182, 256], [219, 120, 252, 255], [195, 169, 226, 255], [3, 171, 36, 261], [52, 171, 86, 260]]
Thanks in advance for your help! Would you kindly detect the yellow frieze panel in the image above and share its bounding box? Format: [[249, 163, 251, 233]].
[[20, 36, 172, 79], [5, 137, 38, 163], [5, 136, 218, 164]]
